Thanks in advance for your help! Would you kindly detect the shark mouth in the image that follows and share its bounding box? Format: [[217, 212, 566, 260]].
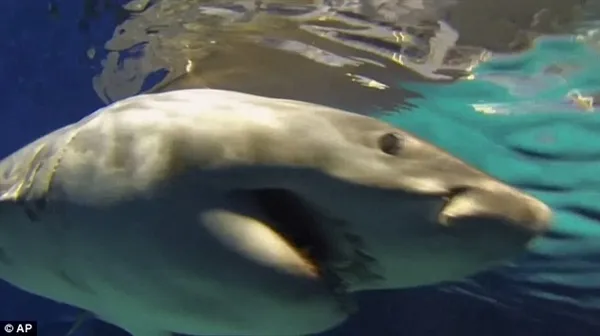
[[250, 189, 382, 312]]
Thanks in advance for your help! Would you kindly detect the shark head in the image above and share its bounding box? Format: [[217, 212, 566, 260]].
[[162, 89, 552, 295]]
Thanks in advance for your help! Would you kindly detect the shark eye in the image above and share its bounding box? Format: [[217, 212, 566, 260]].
[[378, 132, 404, 155]]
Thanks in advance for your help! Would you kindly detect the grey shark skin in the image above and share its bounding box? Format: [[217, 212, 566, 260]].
[[0, 89, 550, 336]]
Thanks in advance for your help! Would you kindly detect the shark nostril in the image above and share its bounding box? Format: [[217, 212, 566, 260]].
[[448, 187, 469, 197], [442, 187, 469, 205], [438, 187, 492, 227]]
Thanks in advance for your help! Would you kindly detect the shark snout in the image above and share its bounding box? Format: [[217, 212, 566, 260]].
[[439, 181, 552, 236]]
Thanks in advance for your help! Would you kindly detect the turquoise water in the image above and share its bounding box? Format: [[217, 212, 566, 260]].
[[381, 31, 600, 325]]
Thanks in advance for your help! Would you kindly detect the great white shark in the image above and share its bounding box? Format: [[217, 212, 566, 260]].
[[0, 89, 551, 336]]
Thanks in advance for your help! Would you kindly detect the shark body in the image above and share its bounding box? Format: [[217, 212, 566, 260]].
[[0, 89, 551, 336]]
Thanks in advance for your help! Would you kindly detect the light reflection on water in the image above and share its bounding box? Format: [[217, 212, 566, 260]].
[[87, 0, 585, 112]]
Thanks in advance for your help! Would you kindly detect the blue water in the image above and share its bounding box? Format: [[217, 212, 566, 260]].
[[381, 33, 600, 329], [2, 1, 600, 335]]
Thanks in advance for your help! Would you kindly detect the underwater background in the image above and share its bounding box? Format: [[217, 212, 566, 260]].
[[1, 0, 600, 335]]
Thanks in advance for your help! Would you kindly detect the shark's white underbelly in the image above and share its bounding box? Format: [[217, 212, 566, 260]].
[[0, 192, 348, 336]]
